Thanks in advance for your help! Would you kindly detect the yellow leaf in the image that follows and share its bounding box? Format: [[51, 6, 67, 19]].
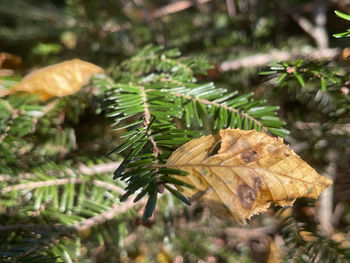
[[10, 59, 104, 101], [166, 129, 332, 223]]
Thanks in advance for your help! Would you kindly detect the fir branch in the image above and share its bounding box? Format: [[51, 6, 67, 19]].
[[1, 179, 141, 232], [0, 198, 138, 233], [170, 91, 269, 133], [102, 45, 288, 218]]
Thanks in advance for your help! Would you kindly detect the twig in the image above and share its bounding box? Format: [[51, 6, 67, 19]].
[[218, 48, 341, 72], [295, 122, 350, 135], [225, 224, 279, 239], [0, 198, 140, 233], [313, 0, 329, 49], [1, 179, 123, 194], [139, 85, 159, 159], [225, 0, 236, 16], [332, 203, 344, 227], [276, 0, 329, 48], [317, 150, 336, 235], [0, 162, 120, 182], [71, 198, 136, 232], [77, 162, 120, 175], [152, 0, 212, 18], [0, 179, 141, 233]]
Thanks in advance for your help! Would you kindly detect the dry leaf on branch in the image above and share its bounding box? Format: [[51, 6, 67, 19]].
[[7, 59, 104, 101], [166, 129, 332, 223]]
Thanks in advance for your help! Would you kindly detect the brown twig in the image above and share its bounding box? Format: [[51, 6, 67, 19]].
[[0, 162, 120, 182], [225, 0, 236, 16], [1, 179, 122, 194], [276, 0, 329, 49], [317, 150, 336, 235], [139, 85, 159, 159], [0, 179, 141, 234], [295, 122, 350, 135], [0, 198, 139, 234], [72, 198, 136, 232], [152, 0, 212, 18], [218, 48, 341, 72], [77, 162, 120, 175], [225, 224, 279, 240]]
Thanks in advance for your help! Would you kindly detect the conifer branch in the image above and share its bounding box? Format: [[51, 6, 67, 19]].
[[102, 46, 288, 218], [0, 198, 139, 233], [170, 91, 269, 133], [0, 98, 58, 144], [1, 178, 140, 232]]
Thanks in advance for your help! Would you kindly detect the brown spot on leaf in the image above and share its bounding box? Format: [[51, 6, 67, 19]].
[[238, 184, 257, 209], [254, 177, 262, 190], [241, 150, 258, 163]]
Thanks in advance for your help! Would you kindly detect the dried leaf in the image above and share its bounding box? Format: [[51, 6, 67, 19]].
[[166, 129, 332, 223], [10, 59, 104, 100]]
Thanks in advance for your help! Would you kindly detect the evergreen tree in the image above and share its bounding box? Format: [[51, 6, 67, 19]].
[[0, 1, 349, 262]]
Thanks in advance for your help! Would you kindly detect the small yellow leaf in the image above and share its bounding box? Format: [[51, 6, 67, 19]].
[[10, 59, 104, 100], [166, 129, 332, 223]]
